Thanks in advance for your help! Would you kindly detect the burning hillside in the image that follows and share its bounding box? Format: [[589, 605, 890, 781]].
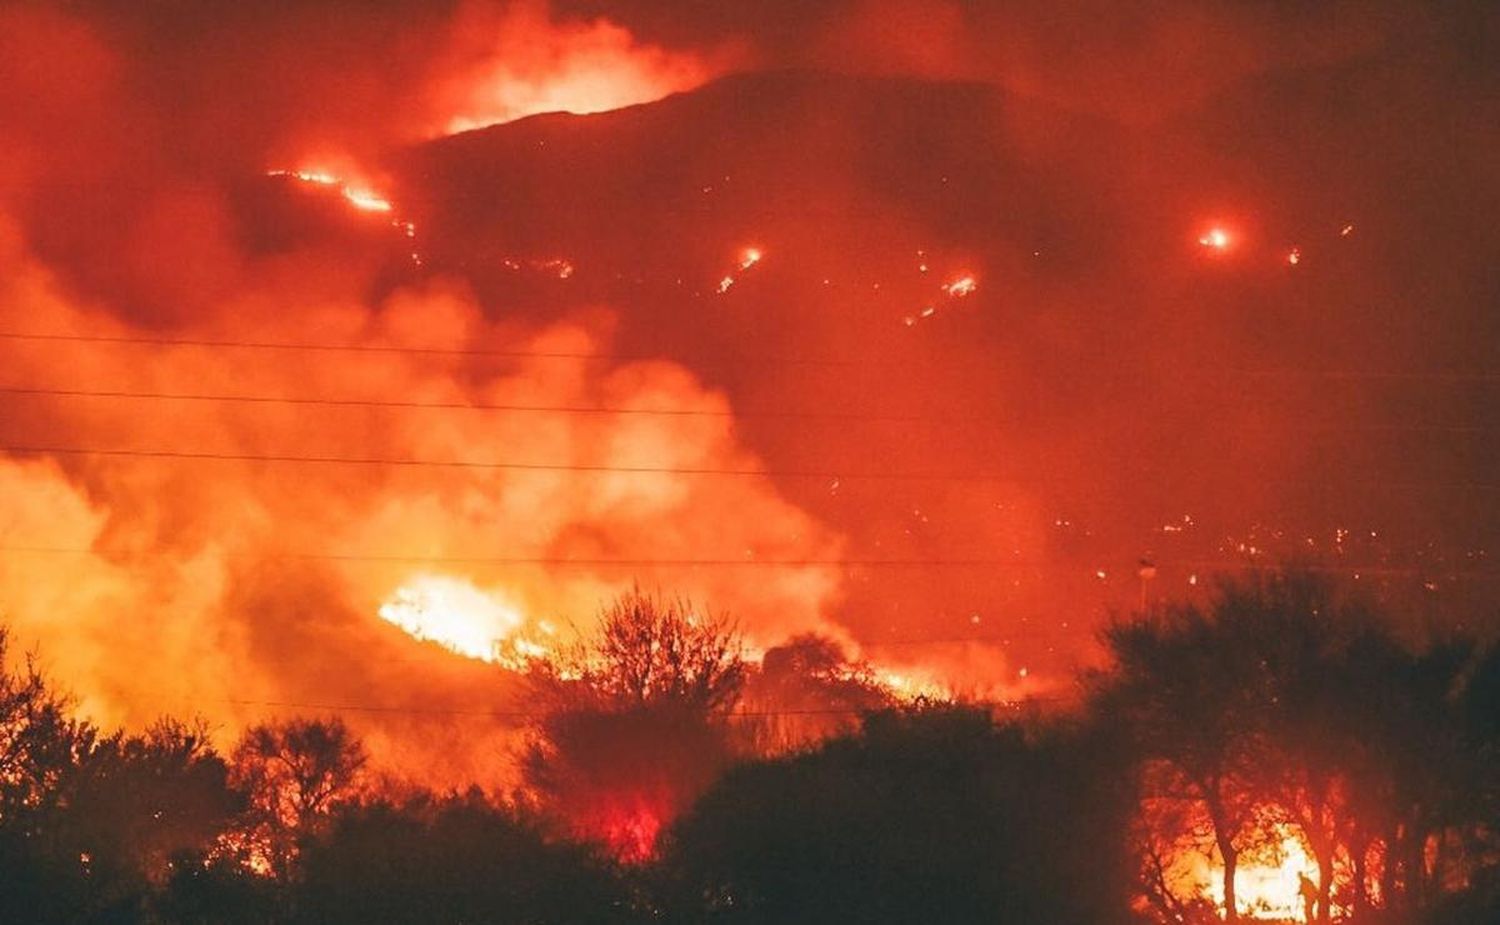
[[0, 0, 1496, 798]]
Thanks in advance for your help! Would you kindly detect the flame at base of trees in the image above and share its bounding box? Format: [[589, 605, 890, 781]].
[[1145, 811, 1325, 922]]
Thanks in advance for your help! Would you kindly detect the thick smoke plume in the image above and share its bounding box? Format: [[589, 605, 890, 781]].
[[0, 218, 843, 784]]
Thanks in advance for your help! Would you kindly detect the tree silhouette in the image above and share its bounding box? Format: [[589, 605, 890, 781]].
[[0, 627, 101, 920], [229, 716, 366, 877], [1099, 569, 1497, 922], [1097, 582, 1273, 923], [665, 704, 1136, 924], [290, 791, 633, 924], [738, 634, 892, 755], [523, 588, 745, 860]]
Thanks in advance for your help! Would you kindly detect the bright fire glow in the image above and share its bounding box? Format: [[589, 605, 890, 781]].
[[596, 797, 666, 864], [435, 10, 727, 135], [341, 187, 393, 213], [1199, 227, 1233, 251], [269, 169, 395, 217], [1287, 247, 1302, 266], [378, 575, 537, 666], [869, 666, 951, 702], [943, 274, 978, 297], [1200, 825, 1320, 921], [738, 247, 763, 270]]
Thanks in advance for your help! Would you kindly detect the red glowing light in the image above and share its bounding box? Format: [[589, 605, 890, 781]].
[[1287, 247, 1302, 266], [597, 799, 664, 863]]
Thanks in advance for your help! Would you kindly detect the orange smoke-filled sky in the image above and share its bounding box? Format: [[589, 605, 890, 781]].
[[0, 0, 1497, 783]]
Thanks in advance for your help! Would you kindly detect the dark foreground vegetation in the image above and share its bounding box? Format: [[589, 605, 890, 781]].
[[0, 573, 1496, 924]]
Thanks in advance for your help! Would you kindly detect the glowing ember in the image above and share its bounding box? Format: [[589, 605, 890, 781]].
[[270, 169, 397, 217], [269, 169, 339, 186], [943, 274, 978, 297], [269, 167, 424, 262], [378, 575, 541, 667], [1198, 227, 1233, 251], [716, 246, 764, 294], [341, 187, 394, 213], [1287, 247, 1302, 266]]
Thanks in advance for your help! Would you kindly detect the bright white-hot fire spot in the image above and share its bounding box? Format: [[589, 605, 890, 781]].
[[1199, 227, 1233, 251], [870, 667, 951, 702], [717, 246, 764, 294], [378, 576, 546, 667], [341, 187, 394, 213], [943, 275, 977, 297], [1199, 825, 1320, 921]]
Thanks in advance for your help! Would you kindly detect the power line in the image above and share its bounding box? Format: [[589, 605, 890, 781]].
[[3, 545, 1494, 580], [3, 384, 1496, 434], [0, 443, 1011, 482], [3, 329, 1500, 382], [4, 443, 1497, 491], [0, 330, 873, 369], [0, 385, 943, 425]]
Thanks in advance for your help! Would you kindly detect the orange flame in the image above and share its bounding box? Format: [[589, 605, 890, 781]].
[[1198, 227, 1233, 251], [432, 7, 732, 135], [1192, 823, 1320, 921], [377, 575, 553, 670], [943, 274, 977, 297], [268, 169, 395, 216]]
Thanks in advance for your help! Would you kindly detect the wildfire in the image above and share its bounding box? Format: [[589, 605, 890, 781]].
[[340, 187, 394, 213], [269, 167, 421, 262], [869, 666, 951, 702], [434, 8, 728, 135], [268, 169, 393, 214], [716, 245, 764, 294], [943, 274, 977, 298], [377, 576, 552, 670], [1199, 227, 1233, 251], [1199, 824, 1320, 922], [595, 798, 666, 864]]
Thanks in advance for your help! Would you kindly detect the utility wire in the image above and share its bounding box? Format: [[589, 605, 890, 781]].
[[0, 385, 941, 425], [2, 384, 1496, 434], [3, 330, 1499, 382], [0, 330, 871, 369], [2, 545, 1493, 580], [3, 443, 1498, 491]]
